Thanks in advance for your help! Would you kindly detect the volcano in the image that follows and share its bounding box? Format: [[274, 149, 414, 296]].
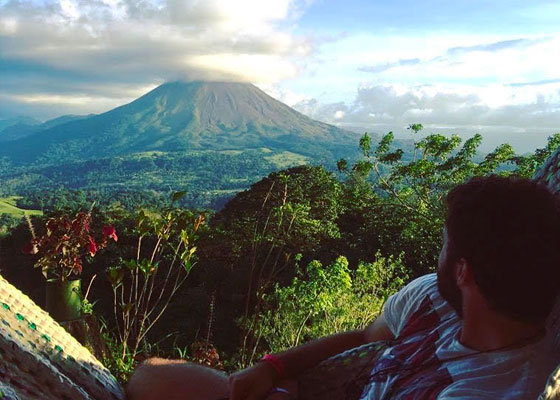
[[0, 81, 357, 165]]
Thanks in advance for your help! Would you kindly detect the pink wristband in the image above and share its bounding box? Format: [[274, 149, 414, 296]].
[[260, 354, 285, 378]]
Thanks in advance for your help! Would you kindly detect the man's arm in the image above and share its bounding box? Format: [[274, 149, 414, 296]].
[[279, 311, 394, 377], [229, 311, 395, 400], [364, 311, 395, 343]]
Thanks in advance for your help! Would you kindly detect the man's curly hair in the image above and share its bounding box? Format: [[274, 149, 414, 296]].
[[445, 175, 560, 323]]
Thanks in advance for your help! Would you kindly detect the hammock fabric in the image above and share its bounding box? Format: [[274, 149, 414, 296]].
[[297, 341, 389, 400], [534, 146, 560, 400], [0, 274, 123, 400]]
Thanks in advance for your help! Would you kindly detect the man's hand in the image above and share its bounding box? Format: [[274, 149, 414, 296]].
[[227, 315, 394, 400], [229, 362, 277, 400]]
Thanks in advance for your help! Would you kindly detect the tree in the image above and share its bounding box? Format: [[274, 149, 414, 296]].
[[254, 253, 407, 353], [198, 165, 344, 364], [338, 125, 560, 276]]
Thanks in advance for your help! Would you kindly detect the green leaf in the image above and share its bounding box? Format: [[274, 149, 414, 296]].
[[407, 123, 423, 133], [183, 259, 193, 274], [359, 133, 372, 157], [107, 266, 125, 286], [172, 191, 187, 203], [375, 131, 394, 157], [337, 158, 348, 172]]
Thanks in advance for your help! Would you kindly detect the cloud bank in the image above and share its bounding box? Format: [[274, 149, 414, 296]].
[[0, 0, 312, 118], [287, 33, 560, 153], [293, 82, 560, 153]]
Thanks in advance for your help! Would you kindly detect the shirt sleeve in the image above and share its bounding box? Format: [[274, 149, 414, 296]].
[[438, 392, 497, 400], [383, 273, 438, 337]]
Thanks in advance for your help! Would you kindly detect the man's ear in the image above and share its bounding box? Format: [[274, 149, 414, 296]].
[[455, 258, 472, 287]]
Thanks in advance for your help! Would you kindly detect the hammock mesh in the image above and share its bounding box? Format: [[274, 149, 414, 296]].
[[0, 274, 123, 400]]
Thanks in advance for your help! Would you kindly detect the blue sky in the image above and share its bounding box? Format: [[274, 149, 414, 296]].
[[298, 0, 560, 35], [1, 0, 559, 151]]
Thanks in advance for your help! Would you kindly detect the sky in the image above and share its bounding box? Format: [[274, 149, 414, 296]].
[[1, 0, 559, 152]]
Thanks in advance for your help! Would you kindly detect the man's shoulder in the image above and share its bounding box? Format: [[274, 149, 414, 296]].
[[384, 273, 452, 337], [390, 273, 442, 311], [404, 273, 438, 293]]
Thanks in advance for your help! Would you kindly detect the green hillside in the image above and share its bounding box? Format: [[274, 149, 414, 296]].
[[0, 149, 313, 209], [0, 196, 42, 217]]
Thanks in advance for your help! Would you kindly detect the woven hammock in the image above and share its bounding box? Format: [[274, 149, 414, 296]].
[[0, 274, 123, 400], [534, 146, 560, 400]]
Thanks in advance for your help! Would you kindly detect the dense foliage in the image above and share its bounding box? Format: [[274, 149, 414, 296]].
[[0, 150, 304, 210], [1, 126, 559, 379], [255, 253, 407, 354], [338, 125, 560, 275]]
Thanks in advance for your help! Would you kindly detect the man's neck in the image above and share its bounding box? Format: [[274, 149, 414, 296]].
[[460, 303, 544, 352]]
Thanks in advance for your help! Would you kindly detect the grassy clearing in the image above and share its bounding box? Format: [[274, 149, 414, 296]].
[[0, 196, 42, 217], [264, 151, 308, 169], [206, 189, 243, 195]]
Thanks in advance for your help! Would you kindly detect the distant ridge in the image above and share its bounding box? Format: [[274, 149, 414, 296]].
[[0, 114, 90, 143], [0, 116, 40, 132], [0, 81, 358, 165]]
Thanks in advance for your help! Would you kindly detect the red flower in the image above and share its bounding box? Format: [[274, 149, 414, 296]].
[[22, 241, 38, 255], [72, 256, 83, 274], [103, 225, 118, 242], [87, 238, 97, 256], [71, 215, 89, 234], [46, 218, 58, 233]]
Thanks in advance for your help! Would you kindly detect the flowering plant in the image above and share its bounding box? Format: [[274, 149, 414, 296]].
[[24, 211, 118, 281]]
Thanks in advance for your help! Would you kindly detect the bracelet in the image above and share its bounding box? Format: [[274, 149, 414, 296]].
[[260, 354, 285, 378], [267, 387, 292, 398]]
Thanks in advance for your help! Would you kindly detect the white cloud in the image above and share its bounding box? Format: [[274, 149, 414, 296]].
[[0, 16, 17, 35], [2, 0, 558, 156], [280, 31, 560, 153], [356, 35, 560, 87], [294, 82, 560, 153], [59, 0, 80, 20], [334, 110, 345, 119], [255, 84, 312, 107], [0, 0, 313, 118]]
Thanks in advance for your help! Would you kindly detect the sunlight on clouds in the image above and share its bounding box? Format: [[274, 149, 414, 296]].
[[8, 93, 119, 106], [0, 0, 311, 117], [255, 84, 312, 106], [218, 0, 291, 27], [188, 54, 298, 83], [334, 110, 345, 119], [0, 82, 160, 118], [13, 94, 103, 105], [1, 0, 558, 152], [0, 17, 17, 35], [59, 0, 80, 20], [294, 80, 560, 152]]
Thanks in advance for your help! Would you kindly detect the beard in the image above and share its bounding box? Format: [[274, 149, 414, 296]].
[[437, 258, 464, 318]]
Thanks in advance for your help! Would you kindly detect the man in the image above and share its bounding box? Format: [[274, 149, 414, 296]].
[[127, 176, 560, 399]]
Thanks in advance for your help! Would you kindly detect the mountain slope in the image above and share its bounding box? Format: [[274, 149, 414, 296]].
[[0, 81, 357, 165], [0, 114, 92, 143], [0, 116, 40, 132]]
